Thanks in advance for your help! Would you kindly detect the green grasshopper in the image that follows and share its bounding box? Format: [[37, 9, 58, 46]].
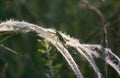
[[55, 31, 77, 54], [56, 31, 66, 44]]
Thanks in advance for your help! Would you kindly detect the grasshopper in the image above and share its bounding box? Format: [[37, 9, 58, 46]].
[[55, 31, 76, 54], [56, 31, 66, 44]]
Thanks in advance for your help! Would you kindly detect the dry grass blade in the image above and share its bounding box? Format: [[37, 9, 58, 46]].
[[0, 20, 120, 78], [83, 44, 120, 75]]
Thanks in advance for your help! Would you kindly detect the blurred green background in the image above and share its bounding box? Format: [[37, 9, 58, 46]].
[[0, 0, 120, 78]]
